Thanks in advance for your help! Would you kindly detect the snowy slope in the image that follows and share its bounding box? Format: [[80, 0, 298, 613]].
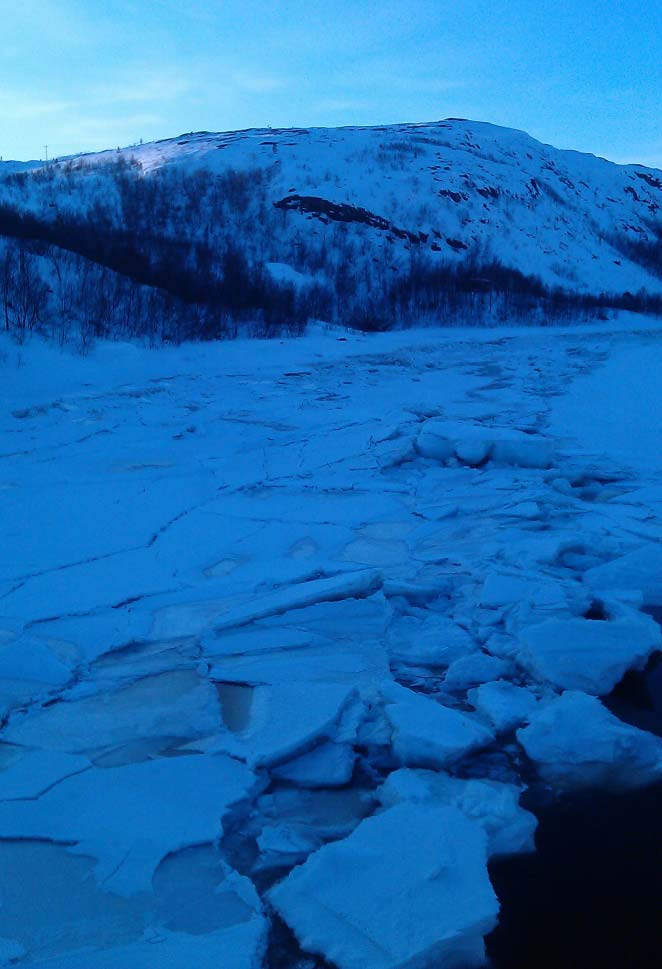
[[4, 119, 661, 299]]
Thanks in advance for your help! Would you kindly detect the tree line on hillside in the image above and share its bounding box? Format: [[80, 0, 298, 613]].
[[0, 159, 660, 348], [350, 255, 662, 331], [610, 222, 662, 281]]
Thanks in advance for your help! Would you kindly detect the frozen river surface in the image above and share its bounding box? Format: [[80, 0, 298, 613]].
[[1, 318, 662, 967]]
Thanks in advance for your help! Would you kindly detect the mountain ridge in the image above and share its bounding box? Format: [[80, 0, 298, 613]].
[[23, 118, 662, 174], [1, 118, 661, 343]]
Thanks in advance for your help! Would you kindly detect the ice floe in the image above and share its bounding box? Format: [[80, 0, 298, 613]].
[[213, 682, 361, 768], [271, 741, 356, 787], [468, 680, 541, 733], [383, 682, 495, 769], [517, 603, 661, 695], [517, 691, 662, 790], [269, 802, 499, 969], [584, 543, 662, 605], [378, 768, 537, 857]]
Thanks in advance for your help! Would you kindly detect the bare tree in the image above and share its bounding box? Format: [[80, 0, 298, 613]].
[[0, 242, 16, 332], [11, 244, 49, 336]]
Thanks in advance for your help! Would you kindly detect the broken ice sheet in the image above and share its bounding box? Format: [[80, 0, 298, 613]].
[[0, 839, 267, 967], [0, 633, 75, 716], [0, 746, 90, 799], [3, 669, 222, 755], [251, 785, 375, 872], [27, 922, 268, 969], [0, 753, 261, 896], [271, 740, 356, 787], [4, 315, 662, 968]]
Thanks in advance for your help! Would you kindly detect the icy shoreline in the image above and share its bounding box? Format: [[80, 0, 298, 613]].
[[2, 317, 662, 966]]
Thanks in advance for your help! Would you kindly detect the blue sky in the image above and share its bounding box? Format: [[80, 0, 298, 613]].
[[2, 0, 661, 166]]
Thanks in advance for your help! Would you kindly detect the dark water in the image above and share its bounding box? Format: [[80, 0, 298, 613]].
[[486, 783, 662, 969], [487, 628, 662, 969], [267, 631, 662, 969], [604, 653, 662, 737]]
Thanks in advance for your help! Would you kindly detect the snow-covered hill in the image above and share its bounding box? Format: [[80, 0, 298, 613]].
[[17, 119, 662, 292], [1, 120, 661, 343]]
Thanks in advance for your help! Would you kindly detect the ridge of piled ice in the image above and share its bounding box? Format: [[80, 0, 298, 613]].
[[416, 419, 554, 469]]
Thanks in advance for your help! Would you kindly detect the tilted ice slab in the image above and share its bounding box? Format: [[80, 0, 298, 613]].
[[386, 613, 477, 668], [203, 624, 316, 661], [27, 920, 268, 969], [479, 572, 546, 609], [416, 418, 554, 469], [207, 597, 389, 689], [0, 633, 74, 716], [443, 652, 515, 691], [209, 639, 388, 689], [584, 543, 662, 605], [3, 669, 222, 754], [271, 740, 356, 787], [0, 753, 260, 896], [254, 594, 390, 652], [148, 569, 384, 641], [517, 691, 662, 790], [269, 802, 499, 969], [212, 569, 384, 632], [468, 680, 541, 733], [256, 823, 324, 871], [383, 682, 495, 769], [87, 634, 203, 685], [517, 605, 661, 695], [213, 682, 362, 768], [254, 786, 375, 871], [378, 768, 537, 858], [500, 576, 579, 631]]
